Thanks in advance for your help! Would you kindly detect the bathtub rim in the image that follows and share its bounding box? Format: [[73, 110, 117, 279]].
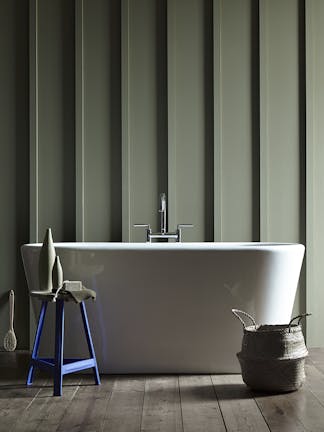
[[21, 241, 305, 253]]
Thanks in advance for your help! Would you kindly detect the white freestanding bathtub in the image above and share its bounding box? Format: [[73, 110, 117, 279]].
[[21, 242, 304, 373]]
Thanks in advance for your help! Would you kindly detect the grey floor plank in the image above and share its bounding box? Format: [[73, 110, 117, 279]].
[[56, 375, 114, 432], [0, 374, 48, 432], [211, 374, 270, 432], [179, 375, 226, 432], [255, 385, 324, 432], [254, 359, 324, 432], [112, 374, 146, 392], [4, 351, 324, 431], [254, 392, 307, 432], [102, 375, 145, 432], [141, 376, 183, 432], [11, 375, 81, 432], [304, 362, 324, 404]]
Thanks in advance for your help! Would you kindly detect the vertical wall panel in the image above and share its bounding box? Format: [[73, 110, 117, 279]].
[[213, 0, 222, 241], [260, 0, 300, 241], [214, 0, 258, 242], [75, 0, 85, 241], [260, 0, 304, 317], [30, 0, 39, 243], [122, 0, 167, 242], [83, 0, 121, 241], [37, 0, 76, 241], [306, 0, 324, 346], [0, 0, 29, 348], [168, 0, 213, 241], [29, 0, 38, 346], [122, 0, 130, 241]]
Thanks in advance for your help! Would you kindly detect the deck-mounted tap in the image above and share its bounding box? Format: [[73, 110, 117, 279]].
[[134, 193, 193, 242]]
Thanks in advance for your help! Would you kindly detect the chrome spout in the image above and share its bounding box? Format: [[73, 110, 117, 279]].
[[134, 192, 193, 242], [158, 193, 167, 234]]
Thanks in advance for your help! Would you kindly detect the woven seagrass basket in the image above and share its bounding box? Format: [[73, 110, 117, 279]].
[[232, 309, 311, 392]]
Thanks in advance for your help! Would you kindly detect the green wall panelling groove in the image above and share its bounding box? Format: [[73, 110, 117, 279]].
[[1, 0, 323, 348]]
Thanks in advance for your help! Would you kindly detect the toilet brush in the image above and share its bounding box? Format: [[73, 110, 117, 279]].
[[3, 290, 17, 351]]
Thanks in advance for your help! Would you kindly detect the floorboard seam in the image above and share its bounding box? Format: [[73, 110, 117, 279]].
[[209, 374, 228, 432], [98, 379, 114, 432], [48, 377, 82, 432], [305, 386, 324, 409], [69, 382, 81, 401], [139, 375, 146, 432], [309, 360, 324, 378], [253, 397, 273, 432], [23, 377, 49, 411], [178, 375, 184, 432]]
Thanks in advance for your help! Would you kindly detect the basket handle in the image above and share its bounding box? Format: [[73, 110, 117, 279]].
[[288, 313, 311, 332], [232, 309, 257, 329]]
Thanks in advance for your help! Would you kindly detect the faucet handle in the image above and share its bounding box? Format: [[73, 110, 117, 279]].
[[176, 224, 194, 242], [133, 224, 152, 242], [134, 224, 151, 229]]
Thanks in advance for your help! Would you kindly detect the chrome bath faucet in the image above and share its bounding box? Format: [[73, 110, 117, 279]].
[[134, 193, 193, 242]]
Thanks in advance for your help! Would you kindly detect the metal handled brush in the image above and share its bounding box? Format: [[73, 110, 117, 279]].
[[3, 290, 17, 351]]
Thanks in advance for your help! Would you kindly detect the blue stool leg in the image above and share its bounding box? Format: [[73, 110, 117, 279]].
[[80, 301, 100, 385], [27, 301, 48, 386], [54, 299, 64, 396]]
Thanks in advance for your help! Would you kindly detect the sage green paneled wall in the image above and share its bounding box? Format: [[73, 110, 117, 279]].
[[306, 0, 324, 346], [0, 0, 29, 348], [2, 0, 324, 348]]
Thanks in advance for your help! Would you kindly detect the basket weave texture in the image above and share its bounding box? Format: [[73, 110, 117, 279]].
[[233, 309, 310, 392]]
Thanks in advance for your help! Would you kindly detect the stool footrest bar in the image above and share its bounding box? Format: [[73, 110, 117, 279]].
[[31, 357, 95, 375], [62, 359, 96, 374]]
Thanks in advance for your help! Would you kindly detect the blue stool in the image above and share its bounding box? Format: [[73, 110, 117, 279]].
[[27, 299, 100, 396]]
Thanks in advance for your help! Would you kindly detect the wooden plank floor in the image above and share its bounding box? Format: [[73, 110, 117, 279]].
[[1, 349, 324, 431]]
